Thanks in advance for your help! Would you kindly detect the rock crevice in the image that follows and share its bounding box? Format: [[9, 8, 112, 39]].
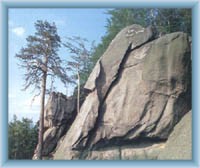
[[52, 25, 191, 160]]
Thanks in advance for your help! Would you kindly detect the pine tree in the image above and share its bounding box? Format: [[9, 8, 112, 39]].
[[15, 20, 69, 159], [63, 36, 92, 113]]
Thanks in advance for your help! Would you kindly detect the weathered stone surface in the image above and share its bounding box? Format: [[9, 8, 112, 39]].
[[54, 24, 154, 160], [84, 142, 165, 160], [91, 32, 191, 145], [85, 24, 154, 98], [158, 111, 192, 160], [53, 90, 100, 159], [44, 92, 76, 128], [85, 148, 120, 160], [33, 92, 76, 159], [121, 143, 165, 160], [53, 25, 191, 160]]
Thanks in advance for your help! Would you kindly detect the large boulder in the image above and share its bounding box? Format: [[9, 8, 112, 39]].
[[158, 111, 192, 160], [92, 32, 191, 144], [43, 92, 76, 128], [53, 25, 191, 160], [33, 92, 76, 159]]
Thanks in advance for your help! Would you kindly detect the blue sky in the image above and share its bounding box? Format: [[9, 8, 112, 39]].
[[8, 8, 110, 122]]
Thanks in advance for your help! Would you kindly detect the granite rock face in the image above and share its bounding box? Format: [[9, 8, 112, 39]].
[[158, 111, 192, 160], [43, 92, 76, 129], [53, 25, 191, 160], [33, 92, 76, 159], [84, 142, 165, 160]]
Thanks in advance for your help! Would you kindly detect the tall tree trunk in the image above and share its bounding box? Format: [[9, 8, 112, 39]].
[[77, 71, 80, 114], [37, 71, 47, 159], [37, 40, 50, 160]]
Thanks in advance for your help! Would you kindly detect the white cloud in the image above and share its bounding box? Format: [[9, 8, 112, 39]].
[[12, 26, 25, 37]]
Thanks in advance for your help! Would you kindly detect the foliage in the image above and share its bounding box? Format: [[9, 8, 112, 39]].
[[8, 115, 38, 159], [16, 20, 69, 95], [90, 8, 191, 70], [63, 36, 93, 85], [15, 20, 71, 159], [151, 8, 191, 35], [63, 36, 94, 113]]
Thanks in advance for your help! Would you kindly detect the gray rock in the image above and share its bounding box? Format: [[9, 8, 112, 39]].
[[158, 111, 192, 160], [44, 92, 76, 128], [33, 92, 76, 159], [53, 25, 191, 160], [54, 24, 154, 160], [85, 24, 154, 99], [53, 90, 100, 159], [121, 142, 165, 160], [90, 32, 191, 145], [83, 142, 165, 160], [85, 148, 120, 160]]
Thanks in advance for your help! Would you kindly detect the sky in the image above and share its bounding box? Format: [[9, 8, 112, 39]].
[[8, 8, 110, 122]]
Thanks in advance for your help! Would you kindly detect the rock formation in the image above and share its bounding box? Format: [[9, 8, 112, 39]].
[[33, 92, 76, 159], [158, 111, 192, 160], [52, 24, 191, 160]]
